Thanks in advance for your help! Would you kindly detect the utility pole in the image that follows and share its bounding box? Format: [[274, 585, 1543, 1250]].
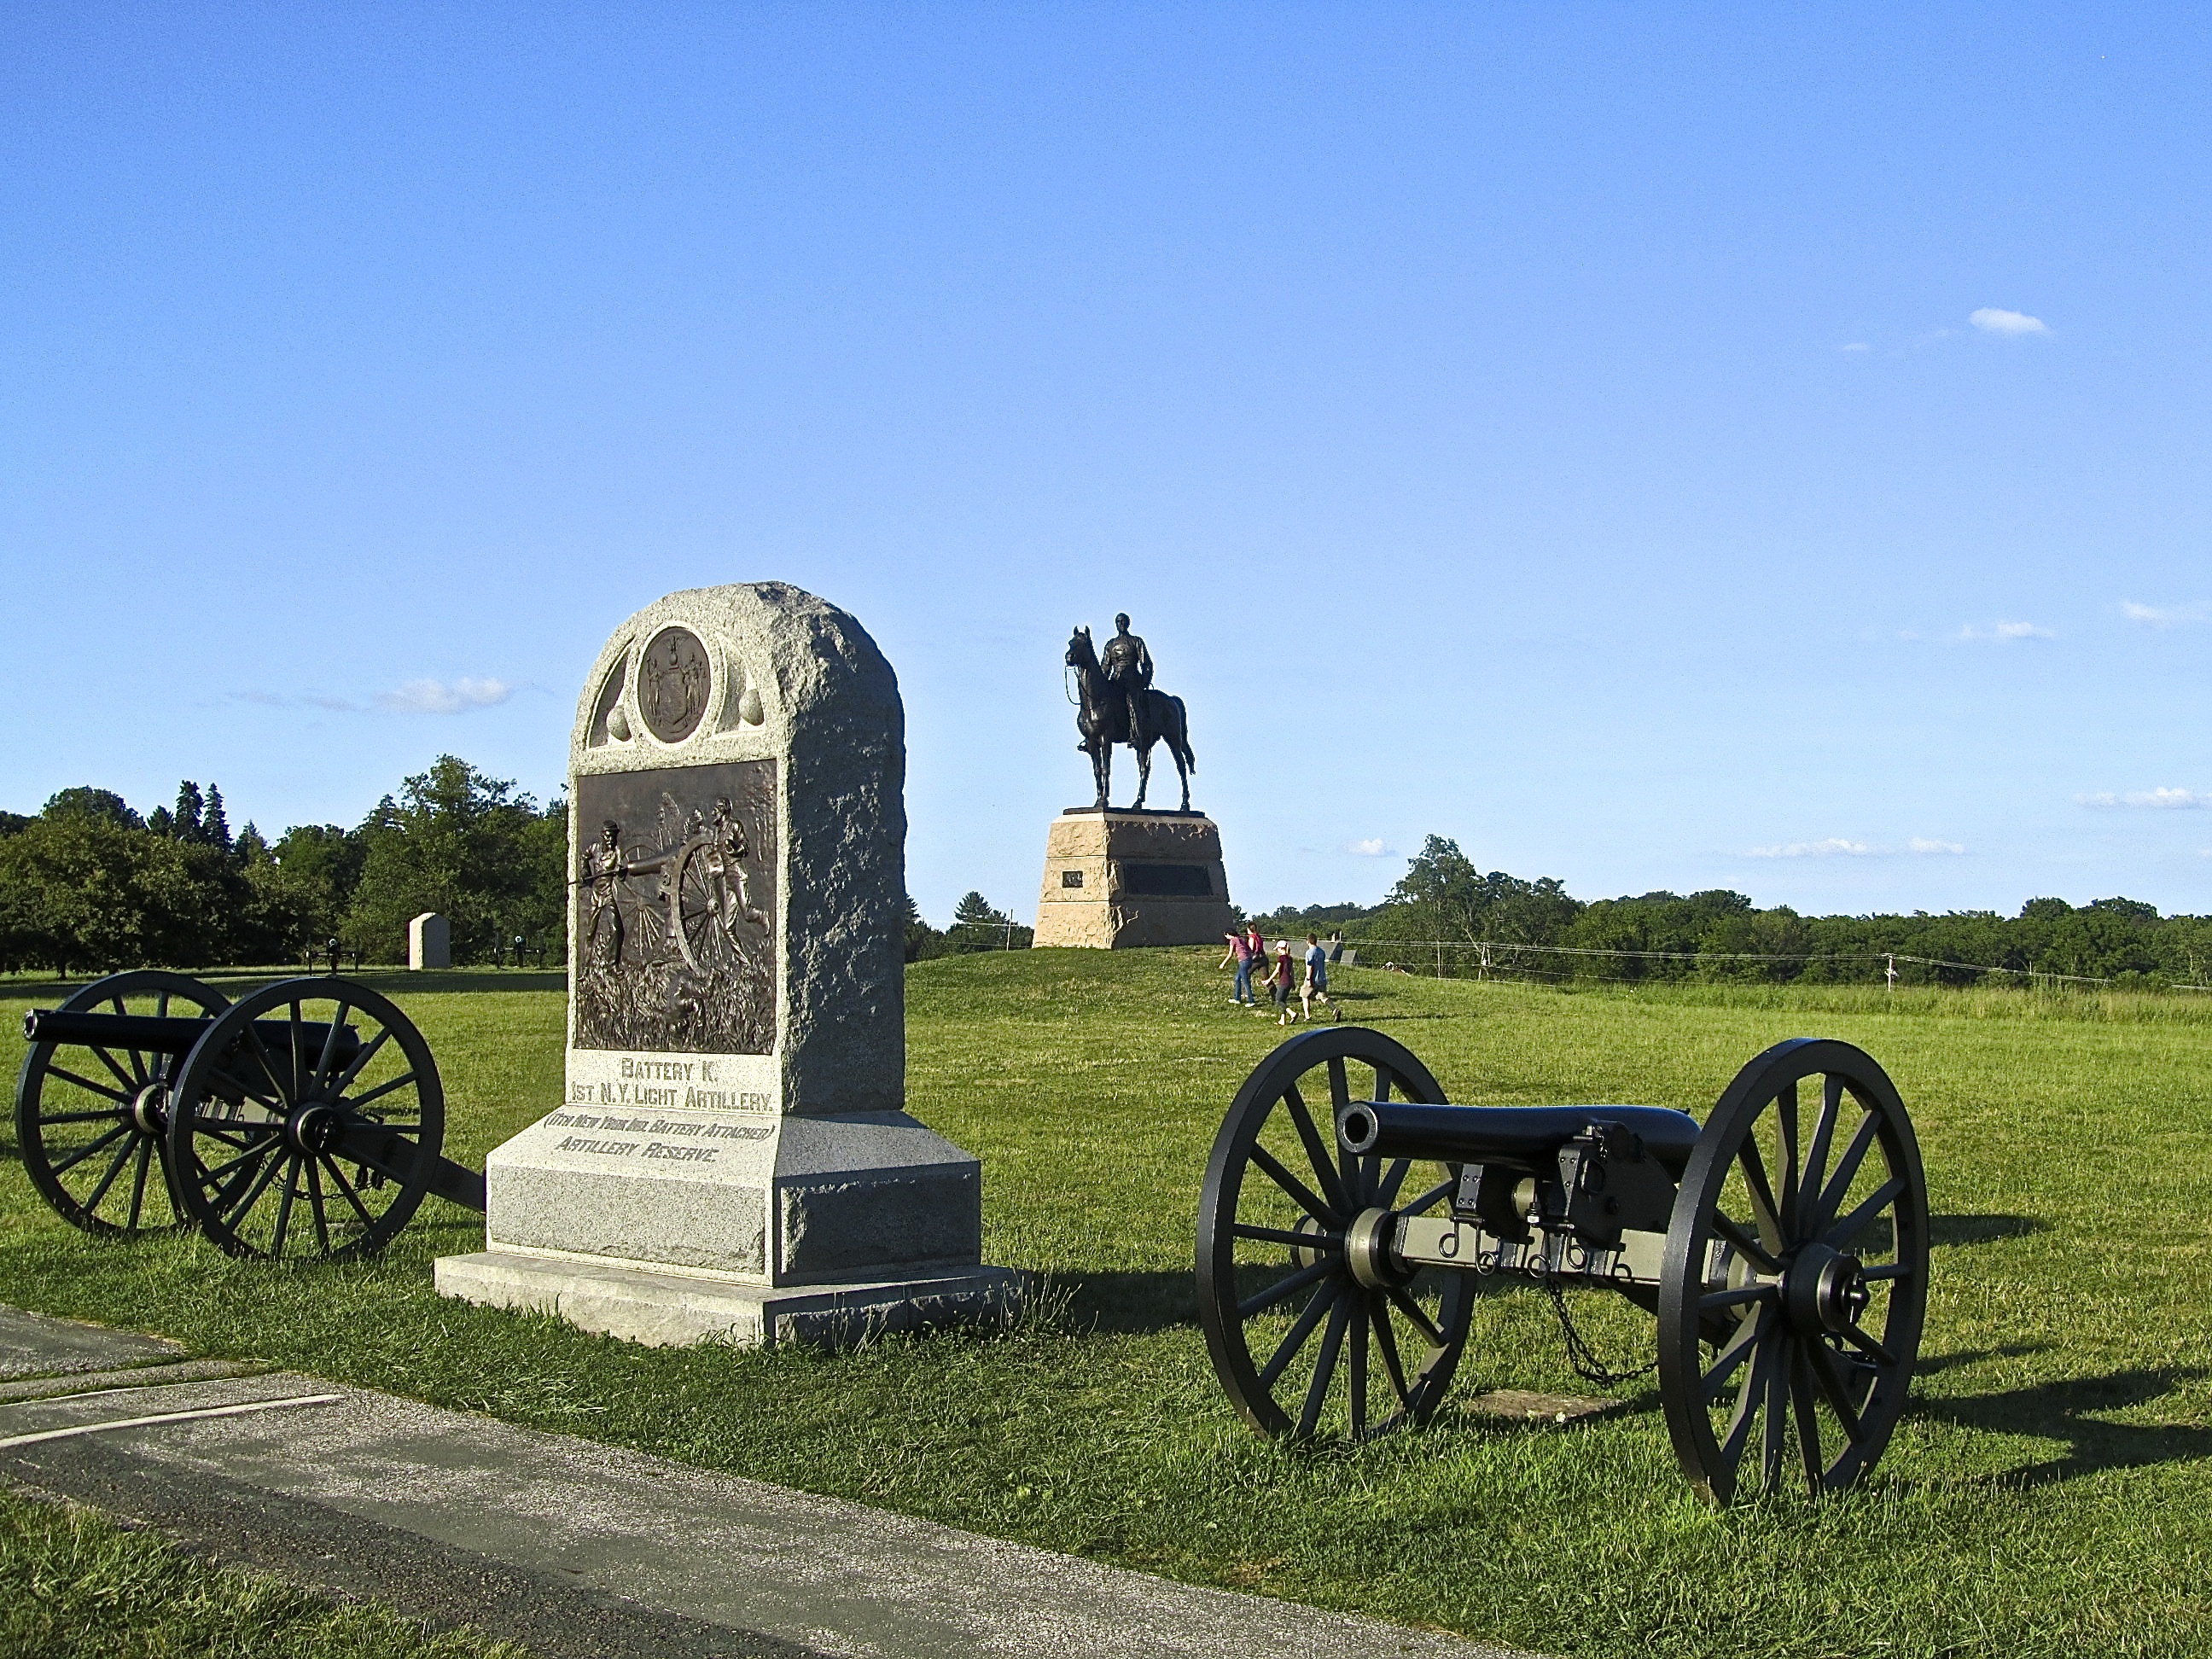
[[1884, 953, 1896, 992]]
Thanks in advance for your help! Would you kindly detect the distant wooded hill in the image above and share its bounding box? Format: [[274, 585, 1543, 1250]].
[[1244, 835, 2212, 989]]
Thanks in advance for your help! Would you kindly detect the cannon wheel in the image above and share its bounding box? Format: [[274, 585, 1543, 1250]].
[[165, 978, 445, 1262], [15, 969, 228, 1237], [1657, 1039, 1929, 1502], [670, 838, 723, 974], [1196, 1027, 1474, 1441]]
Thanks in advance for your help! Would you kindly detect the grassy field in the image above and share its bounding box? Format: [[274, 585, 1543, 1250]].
[[0, 1487, 525, 1658], [3, 952, 2211, 1658]]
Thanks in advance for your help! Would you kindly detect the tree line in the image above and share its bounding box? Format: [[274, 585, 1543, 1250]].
[[1249, 835, 2212, 989], [0, 758, 568, 975]]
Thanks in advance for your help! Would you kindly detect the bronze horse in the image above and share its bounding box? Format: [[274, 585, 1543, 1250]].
[[1065, 626, 1196, 812]]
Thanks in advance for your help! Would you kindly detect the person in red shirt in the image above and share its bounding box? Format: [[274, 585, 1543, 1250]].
[[1271, 939, 1301, 1025]]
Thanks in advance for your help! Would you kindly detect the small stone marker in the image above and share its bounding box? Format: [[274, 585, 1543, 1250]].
[[435, 582, 1019, 1347], [407, 913, 450, 971]]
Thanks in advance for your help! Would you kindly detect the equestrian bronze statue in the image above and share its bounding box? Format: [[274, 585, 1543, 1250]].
[[1064, 613, 1197, 812]]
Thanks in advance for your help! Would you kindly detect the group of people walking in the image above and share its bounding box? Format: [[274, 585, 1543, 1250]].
[[1220, 924, 1340, 1024]]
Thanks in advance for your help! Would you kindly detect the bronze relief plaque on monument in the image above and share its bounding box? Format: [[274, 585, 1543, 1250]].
[[573, 759, 779, 1056]]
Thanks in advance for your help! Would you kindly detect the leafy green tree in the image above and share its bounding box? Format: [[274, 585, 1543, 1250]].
[[0, 808, 210, 973], [904, 894, 947, 963], [949, 890, 1030, 952], [42, 788, 143, 830], [345, 757, 550, 963]]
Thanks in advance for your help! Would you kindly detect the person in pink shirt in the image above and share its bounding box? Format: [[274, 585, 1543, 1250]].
[[1220, 928, 1257, 1005]]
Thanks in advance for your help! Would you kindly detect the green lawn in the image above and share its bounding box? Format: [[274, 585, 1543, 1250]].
[[0, 1487, 526, 1659], [3, 953, 2211, 1659]]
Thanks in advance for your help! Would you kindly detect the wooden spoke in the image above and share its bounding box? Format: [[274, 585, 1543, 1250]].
[[1712, 1214, 1781, 1274], [1249, 1145, 1336, 1225], [49, 1124, 131, 1176], [1798, 1074, 1844, 1215], [1737, 1138, 1784, 1253], [346, 1069, 421, 1113], [1295, 1293, 1352, 1439], [1813, 1110, 1881, 1233], [44, 1068, 131, 1106], [1237, 1257, 1339, 1320], [1347, 1295, 1371, 1437], [85, 1045, 140, 1094], [1257, 1280, 1340, 1389], [1700, 1283, 1776, 1314], [1231, 1222, 1341, 1251], [318, 1155, 380, 1231], [1279, 1086, 1349, 1214], [80, 1138, 137, 1214], [1775, 1080, 1800, 1237], [1826, 1177, 1906, 1250], [1370, 1298, 1412, 1405], [1386, 1285, 1446, 1350], [1400, 1177, 1454, 1216]]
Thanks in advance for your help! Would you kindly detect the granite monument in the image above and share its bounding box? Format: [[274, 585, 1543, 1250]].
[[436, 582, 1019, 1346]]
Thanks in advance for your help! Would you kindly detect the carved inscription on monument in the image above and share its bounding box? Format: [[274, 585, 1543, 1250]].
[[573, 758, 777, 1056], [638, 626, 713, 742]]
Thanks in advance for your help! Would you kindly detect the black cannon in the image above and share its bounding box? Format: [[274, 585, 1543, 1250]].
[[15, 971, 484, 1261], [1195, 1027, 1929, 1502]]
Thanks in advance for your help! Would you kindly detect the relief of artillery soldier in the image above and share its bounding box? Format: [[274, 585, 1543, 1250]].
[[572, 761, 778, 1056], [1064, 610, 1196, 812], [704, 795, 770, 938], [581, 819, 638, 971]]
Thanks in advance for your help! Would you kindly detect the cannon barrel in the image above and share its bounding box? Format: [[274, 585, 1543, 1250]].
[[1336, 1100, 1702, 1177], [23, 1007, 358, 1064]]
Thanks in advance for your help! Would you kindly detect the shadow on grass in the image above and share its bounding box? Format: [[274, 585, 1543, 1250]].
[[1918, 1365, 2212, 1484], [1037, 1270, 1197, 1334], [1931, 1214, 2049, 1248]]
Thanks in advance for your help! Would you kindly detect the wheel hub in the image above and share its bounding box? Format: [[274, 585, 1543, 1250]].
[[1345, 1207, 1412, 1290], [288, 1103, 346, 1155], [1784, 1242, 1870, 1335], [129, 1084, 168, 1137]]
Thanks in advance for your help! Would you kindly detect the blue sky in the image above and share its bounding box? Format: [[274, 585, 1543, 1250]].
[[5, 5, 2209, 925]]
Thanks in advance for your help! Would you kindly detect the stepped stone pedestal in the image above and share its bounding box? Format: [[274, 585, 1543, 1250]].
[[1031, 809, 1236, 949], [435, 582, 1019, 1348]]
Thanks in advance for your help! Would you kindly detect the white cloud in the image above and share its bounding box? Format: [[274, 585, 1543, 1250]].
[[1840, 341, 1871, 353], [1344, 838, 1391, 857], [1749, 838, 1873, 859], [1970, 307, 2048, 336], [2122, 600, 2209, 628], [234, 690, 361, 712], [2078, 787, 2210, 809], [1908, 837, 1965, 854], [376, 677, 515, 715], [1956, 620, 2053, 641]]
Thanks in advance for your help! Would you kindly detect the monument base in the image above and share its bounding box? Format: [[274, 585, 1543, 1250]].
[[436, 1107, 1018, 1348], [434, 1253, 1022, 1349], [1033, 809, 1235, 948]]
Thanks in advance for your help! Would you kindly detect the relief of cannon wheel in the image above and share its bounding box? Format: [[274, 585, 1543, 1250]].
[[17, 972, 486, 1262], [1196, 1027, 1930, 1502], [668, 834, 766, 976]]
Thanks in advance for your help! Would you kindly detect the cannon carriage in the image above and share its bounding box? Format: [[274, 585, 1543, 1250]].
[[15, 971, 483, 1260], [1196, 1027, 1929, 1501]]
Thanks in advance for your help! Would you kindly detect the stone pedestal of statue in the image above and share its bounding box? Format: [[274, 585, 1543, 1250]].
[[434, 581, 1019, 1348], [1031, 809, 1237, 949]]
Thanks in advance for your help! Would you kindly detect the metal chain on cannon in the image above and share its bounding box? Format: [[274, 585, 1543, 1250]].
[[1535, 1267, 1657, 1388]]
